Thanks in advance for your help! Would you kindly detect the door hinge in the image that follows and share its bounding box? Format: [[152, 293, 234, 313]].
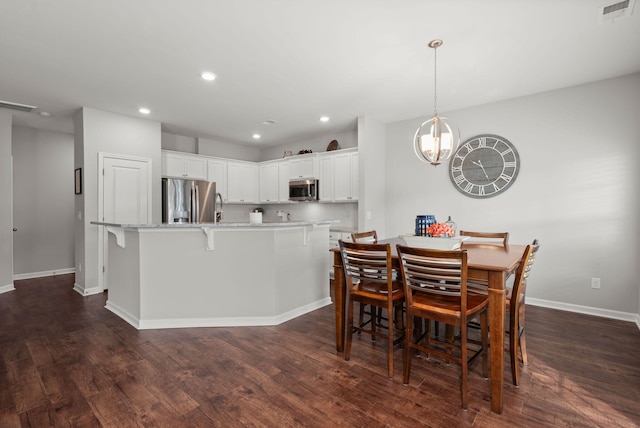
[[102, 266, 105, 273]]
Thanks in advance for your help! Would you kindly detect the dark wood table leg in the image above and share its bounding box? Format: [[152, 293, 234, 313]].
[[333, 251, 345, 353], [488, 270, 506, 414]]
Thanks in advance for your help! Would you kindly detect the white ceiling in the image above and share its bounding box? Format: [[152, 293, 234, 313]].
[[1, 0, 639, 147]]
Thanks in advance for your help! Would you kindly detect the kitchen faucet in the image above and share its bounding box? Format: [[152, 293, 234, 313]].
[[215, 193, 223, 222]]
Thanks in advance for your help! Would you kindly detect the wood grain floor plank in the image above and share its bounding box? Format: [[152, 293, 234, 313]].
[[1, 274, 639, 427]]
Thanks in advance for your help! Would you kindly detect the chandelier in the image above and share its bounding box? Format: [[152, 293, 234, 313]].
[[413, 39, 459, 166]]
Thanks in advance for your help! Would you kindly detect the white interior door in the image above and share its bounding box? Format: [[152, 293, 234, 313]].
[[99, 154, 152, 290]]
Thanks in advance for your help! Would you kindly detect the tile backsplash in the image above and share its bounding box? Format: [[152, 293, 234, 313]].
[[221, 202, 357, 229]]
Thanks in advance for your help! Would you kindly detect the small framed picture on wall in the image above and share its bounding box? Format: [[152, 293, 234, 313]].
[[74, 168, 82, 195]]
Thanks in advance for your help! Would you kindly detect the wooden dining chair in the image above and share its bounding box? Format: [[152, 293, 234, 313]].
[[506, 239, 540, 386], [339, 240, 405, 379], [396, 245, 488, 409], [463, 238, 540, 386], [459, 230, 509, 247]]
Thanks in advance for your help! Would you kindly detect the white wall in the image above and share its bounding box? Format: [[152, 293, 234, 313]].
[[357, 116, 386, 237], [260, 130, 357, 161], [12, 127, 74, 277], [0, 111, 13, 292], [197, 137, 261, 162], [385, 73, 640, 316], [161, 132, 197, 153], [74, 107, 161, 295]]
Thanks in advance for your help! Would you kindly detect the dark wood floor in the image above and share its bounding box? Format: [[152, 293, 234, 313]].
[[1, 274, 639, 427]]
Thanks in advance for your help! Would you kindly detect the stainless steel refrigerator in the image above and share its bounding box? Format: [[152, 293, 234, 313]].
[[162, 178, 217, 223]]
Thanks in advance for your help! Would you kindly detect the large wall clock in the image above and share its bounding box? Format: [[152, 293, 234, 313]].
[[448, 134, 520, 198]]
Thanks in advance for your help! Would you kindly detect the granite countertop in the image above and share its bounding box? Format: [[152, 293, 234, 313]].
[[91, 220, 339, 229]]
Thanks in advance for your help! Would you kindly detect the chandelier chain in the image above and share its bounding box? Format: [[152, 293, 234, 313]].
[[433, 45, 438, 116]]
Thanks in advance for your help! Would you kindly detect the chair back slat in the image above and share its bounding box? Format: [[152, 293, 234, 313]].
[[460, 230, 509, 246], [351, 230, 378, 244], [340, 241, 393, 287], [397, 246, 468, 303]]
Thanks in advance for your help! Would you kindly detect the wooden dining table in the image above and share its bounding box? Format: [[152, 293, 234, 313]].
[[331, 238, 526, 414]]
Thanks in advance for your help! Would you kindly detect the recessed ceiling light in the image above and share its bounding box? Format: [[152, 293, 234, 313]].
[[201, 71, 217, 81], [252, 134, 261, 139], [139, 107, 151, 115], [320, 116, 330, 122]]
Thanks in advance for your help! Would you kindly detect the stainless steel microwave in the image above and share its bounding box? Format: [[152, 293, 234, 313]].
[[289, 179, 319, 201]]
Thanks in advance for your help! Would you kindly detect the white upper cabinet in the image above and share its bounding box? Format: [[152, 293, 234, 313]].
[[207, 159, 228, 202], [227, 161, 258, 203], [289, 155, 318, 179], [259, 161, 279, 203], [161, 148, 357, 205], [161, 151, 207, 180], [333, 150, 358, 201], [318, 154, 334, 201], [278, 161, 291, 202]]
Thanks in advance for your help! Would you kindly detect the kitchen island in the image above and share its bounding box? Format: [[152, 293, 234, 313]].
[[93, 220, 336, 330]]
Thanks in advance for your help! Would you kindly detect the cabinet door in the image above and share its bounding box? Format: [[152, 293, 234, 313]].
[[162, 152, 207, 180], [207, 159, 228, 202], [333, 152, 358, 201], [278, 161, 291, 202], [228, 162, 258, 203], [349, 153, 359, 201], [318, 155, 333, 201], [162, 152, 186, 178], [184, 157, 207, 180], [259, 163, 279, 203], [289, 156, 317, 178]]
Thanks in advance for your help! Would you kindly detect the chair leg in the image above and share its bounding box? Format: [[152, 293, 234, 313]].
[[387, 304, 394, 379], [403, 314, 414, 385], [371, 306, 377, 342], [509, 306, 520, 386], [345, 298, 355, 361], [445, 324, 454, 364], [519, 305, 529, 365], [460, 320, 468, 410], [480, 310, 488, 379], [357, 303, 365, 336]]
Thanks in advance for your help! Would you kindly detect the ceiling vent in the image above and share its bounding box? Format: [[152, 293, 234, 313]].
[[0, 100, 37, 113], [598, 0, 635, 23]]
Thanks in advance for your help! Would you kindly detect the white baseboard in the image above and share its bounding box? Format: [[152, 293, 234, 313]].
[[106, 297, 333, 330], [527, 297, 639, 328], [0, 283, 15, 294], [105, 300, 140, 329], [73, 283, 104, 296], [13, 268, 75, 281]]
